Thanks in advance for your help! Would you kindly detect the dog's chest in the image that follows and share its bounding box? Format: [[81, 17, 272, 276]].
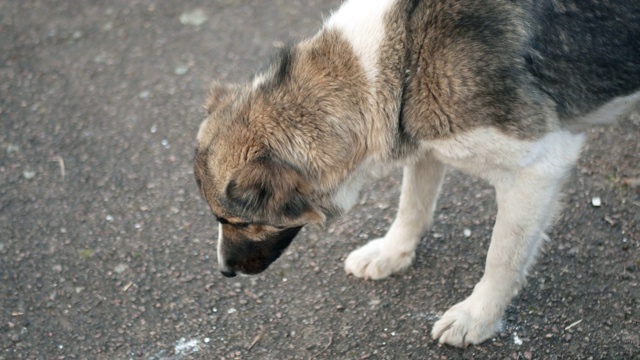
[[422, 128, 584, 182]]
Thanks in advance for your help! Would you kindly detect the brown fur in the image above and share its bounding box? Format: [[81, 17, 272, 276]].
[[396, 0, 557, 140]]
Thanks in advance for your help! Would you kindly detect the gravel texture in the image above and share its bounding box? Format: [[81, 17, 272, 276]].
[[1, 1, 638, 359]]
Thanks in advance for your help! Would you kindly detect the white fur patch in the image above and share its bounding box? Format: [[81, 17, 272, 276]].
[[217, 223, 225, 269], [345, 155, 446, 280], [325, 0, 398, 83], [424, 128, 585, 183], [332, 175, 363, 212], [252, 73, 270, 90], [345, 238, 415, 279], [331, 157, 392, 213], [577, 90, 640, 125]]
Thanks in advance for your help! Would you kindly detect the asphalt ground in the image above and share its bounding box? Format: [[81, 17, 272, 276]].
[[1, 1, 638, 359]]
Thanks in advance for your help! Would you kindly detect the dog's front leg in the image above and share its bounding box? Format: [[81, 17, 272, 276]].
[[345, 154, 446, 279], [431, 160, 574, 347]]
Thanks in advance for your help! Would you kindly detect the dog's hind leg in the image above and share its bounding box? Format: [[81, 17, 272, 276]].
[[345, 153, 446, 280], [431, 131, 585, 347]]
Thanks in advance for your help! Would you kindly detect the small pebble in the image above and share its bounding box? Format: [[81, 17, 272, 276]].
[[114, 264, 127, 274], [6, 144, 19, 153], [591, 197, 601, 207], [180, 9, 208, 26], [106, 215, 114, 222], [174, 66, 189, 75], [463, 228, 472, 238], [93, 52, 110, 64], [23, 171, 36, 179], [513, 332, 523, 345]]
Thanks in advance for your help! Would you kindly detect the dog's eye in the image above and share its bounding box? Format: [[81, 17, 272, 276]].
[[232, 222, 251, 229], [215, 215, 252, 229]]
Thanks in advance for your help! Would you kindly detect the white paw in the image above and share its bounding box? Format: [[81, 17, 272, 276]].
[[431, 297, 503, 347], [344, 238, 415, 280]]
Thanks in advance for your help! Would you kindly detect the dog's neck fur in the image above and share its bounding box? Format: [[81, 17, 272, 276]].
[[247, 0, 416, 202], [321, 0, 417, 163]]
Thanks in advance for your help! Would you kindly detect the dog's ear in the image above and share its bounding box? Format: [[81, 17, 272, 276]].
[[205, 82, 238, 114], [225, 156, 320, 222]]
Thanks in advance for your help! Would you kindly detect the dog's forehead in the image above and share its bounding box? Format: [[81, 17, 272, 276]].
[[197, 85, 253, 144], [196, 113, 232, 149], [194, 143, 233, 192], [196, 119, 248, 172]]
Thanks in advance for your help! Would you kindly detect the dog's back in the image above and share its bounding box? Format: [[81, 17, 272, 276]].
[[527, 0, 640, 122], [400, 0, 640, 139]]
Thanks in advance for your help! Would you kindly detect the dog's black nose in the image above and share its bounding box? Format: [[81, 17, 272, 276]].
[[220, 269, 237, 278]]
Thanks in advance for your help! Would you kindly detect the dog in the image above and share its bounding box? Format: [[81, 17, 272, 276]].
[[194, 0, 640, 347]]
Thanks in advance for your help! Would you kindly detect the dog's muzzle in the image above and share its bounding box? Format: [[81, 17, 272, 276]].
[[217, 224, 303, 277]]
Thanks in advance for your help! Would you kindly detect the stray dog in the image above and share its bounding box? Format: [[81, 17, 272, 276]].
[[194, 0, 640, 347]]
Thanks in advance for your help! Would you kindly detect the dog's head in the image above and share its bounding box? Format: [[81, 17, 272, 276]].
[[194, 40, 372, 277], [194, 83, 333, 277]]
